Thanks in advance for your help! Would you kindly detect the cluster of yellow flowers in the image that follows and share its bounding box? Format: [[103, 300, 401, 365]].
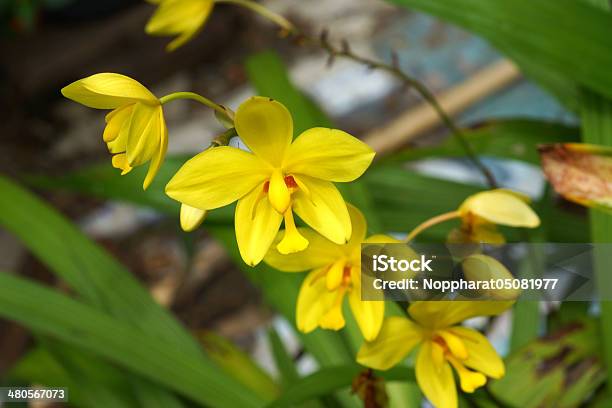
[[62, 73, 540, 407], [62, 74, 376, 267], [60, 2, 543, 407]]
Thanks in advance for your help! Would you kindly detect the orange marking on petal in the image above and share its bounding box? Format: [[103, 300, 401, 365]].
[[284, 175, 298, 188]]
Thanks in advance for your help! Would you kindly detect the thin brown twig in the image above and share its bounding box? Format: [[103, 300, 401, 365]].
[[290, 30, 498, 188], [226, 0, 497, 187]]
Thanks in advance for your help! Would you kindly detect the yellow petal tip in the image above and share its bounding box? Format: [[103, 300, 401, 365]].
[[319, 307, 345, 331], [242, 256, 260, 267], [180, 204, 207, 232]]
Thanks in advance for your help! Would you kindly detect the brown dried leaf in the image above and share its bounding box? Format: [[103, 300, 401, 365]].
[[351, 369, 389, 408], [539, 143, 612, 213]]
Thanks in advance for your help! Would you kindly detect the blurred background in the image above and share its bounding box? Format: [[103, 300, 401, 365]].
[[0, 0, 583, 397]]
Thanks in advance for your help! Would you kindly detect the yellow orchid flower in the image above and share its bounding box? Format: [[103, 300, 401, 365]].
[[265, 205, 396, 341], [166, 96, 375, 266], [453, 189, 540, 243], [145, 0, 294, 52], [145, 0, 214, 51], [357, 301, 512, 408], [61, 73, 167, 190], [406, 189, 540, 244]]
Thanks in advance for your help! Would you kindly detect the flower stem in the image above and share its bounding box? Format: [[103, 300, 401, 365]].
[[405, 210, 460, 242], [159, 91, 229, 118], [215, 0, 295, 34], [211, 127, 237, 147]]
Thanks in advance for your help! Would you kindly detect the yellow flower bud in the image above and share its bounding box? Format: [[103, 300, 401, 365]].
[[61, 73, 167, 189], [462, 254, 521, 300], [180, 204, 207, 232]]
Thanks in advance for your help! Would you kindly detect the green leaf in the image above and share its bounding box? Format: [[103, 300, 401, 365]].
[[510, 304, 540, 353], [24, 157, 360, 401], [199, 331, 280, 400], [510, 217, 547, 351], [580, 66, 612, 392], [9, 345, 139, 408], [549, 303, 590, 333], [338, 182, 384, 234], [267, 327, 300, 387], [578, 0, 612, 382], [386, 382, 421, 408], [0, 175, 202, 352], [33, 341, 185, 408], [387, 0, 612, 109], [540, 203, 590, 243], [0, 271, 264, 408], [490, 319, 605, 408], [0, 175, 264, 406], [267, 365, 415, 408], [385, 119, 578, 165], [129, 377, 186, 408]]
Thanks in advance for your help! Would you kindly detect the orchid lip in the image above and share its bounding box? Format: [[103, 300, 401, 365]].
[[263, 174, 298, 193]]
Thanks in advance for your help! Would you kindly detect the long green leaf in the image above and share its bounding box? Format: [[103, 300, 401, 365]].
[[580, 60, 612, 396], [0, 176, 263, 405], [385, 119, 578, 165], [129, 377, 186, 408], [510, 218, 549, 352], [199, 331, 280, 400], [24, 156, 357, 403], [388, 0, 612, 108], [267, 327, 300, 387], [0, 271, 263, 408], [0, 176, 194, 347], [577, 0, 612, 387], [267, 365, 415, 408], [9, 346, 139, 408]]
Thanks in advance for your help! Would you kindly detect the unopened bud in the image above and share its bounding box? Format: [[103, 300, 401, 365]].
[[462, 254, 520, 300]]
